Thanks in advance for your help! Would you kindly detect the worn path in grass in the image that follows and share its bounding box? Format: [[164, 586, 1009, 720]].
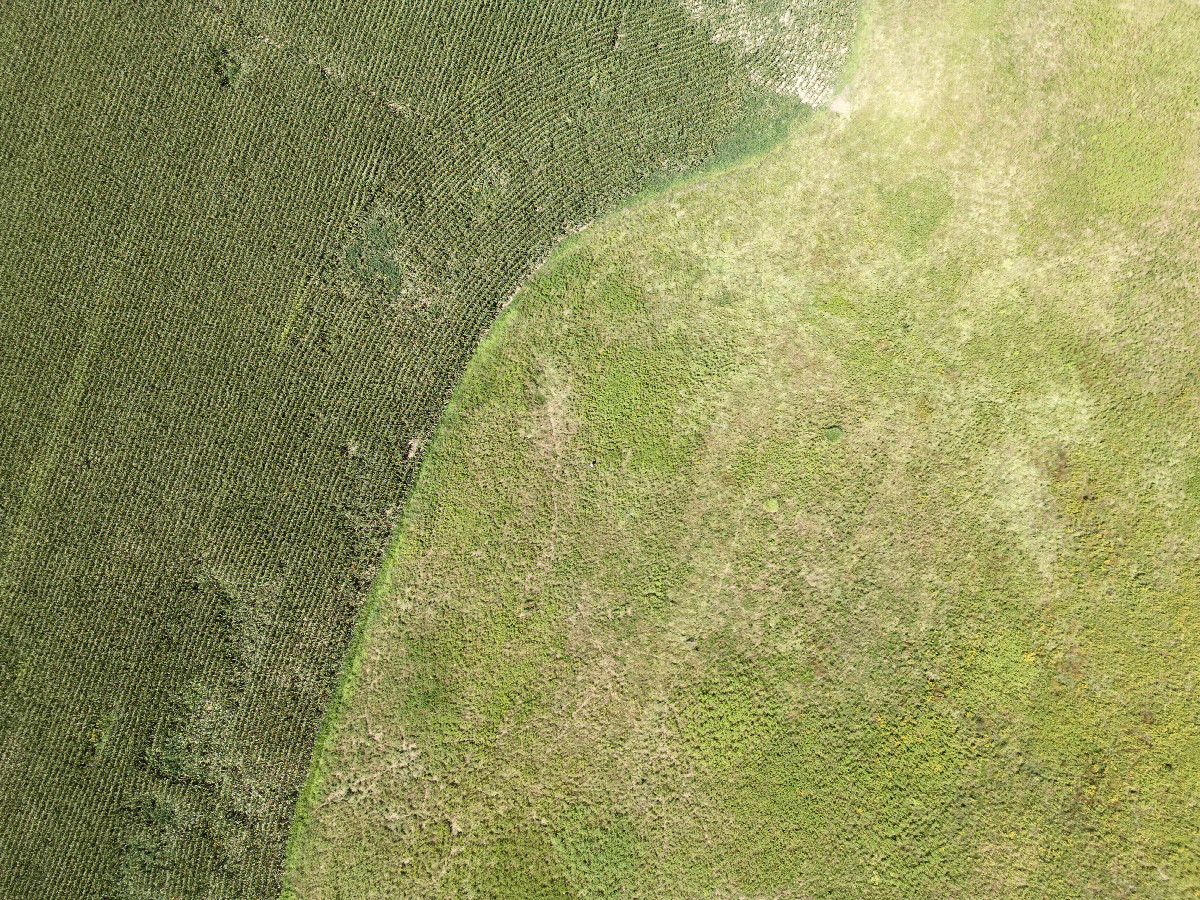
[[0, 2, 856, 897], [287, 0, 1200, 896]]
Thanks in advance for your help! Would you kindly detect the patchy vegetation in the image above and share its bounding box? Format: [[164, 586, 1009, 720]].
[[0, 2, 856, 897], [287, 0, 1200, 896], [682, 0, 857, 103]]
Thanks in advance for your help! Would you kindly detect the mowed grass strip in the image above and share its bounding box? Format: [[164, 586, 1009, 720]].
[[0, 2, 854, 897], [287, 0, 1200, 896]]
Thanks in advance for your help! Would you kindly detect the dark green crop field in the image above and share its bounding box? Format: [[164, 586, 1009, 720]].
[[0, 2, 854, 897]]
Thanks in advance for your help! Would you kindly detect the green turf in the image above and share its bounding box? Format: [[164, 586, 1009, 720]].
[[0, 2, 856, 896], [285, 0, 1200, 896]]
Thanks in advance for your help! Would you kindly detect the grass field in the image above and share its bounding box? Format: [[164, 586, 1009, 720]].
[[285, 0, 1200, 896], [0, 3, 855, 897]]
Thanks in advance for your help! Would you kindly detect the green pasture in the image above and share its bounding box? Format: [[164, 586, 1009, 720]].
[[286, 0, 1200, 896]]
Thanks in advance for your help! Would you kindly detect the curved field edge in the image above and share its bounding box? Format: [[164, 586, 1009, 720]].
[[280, 278, 527, 888], [284, 0, 1200, 896], [281, 9, 872, 872], [0, 2, 855, 897]]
